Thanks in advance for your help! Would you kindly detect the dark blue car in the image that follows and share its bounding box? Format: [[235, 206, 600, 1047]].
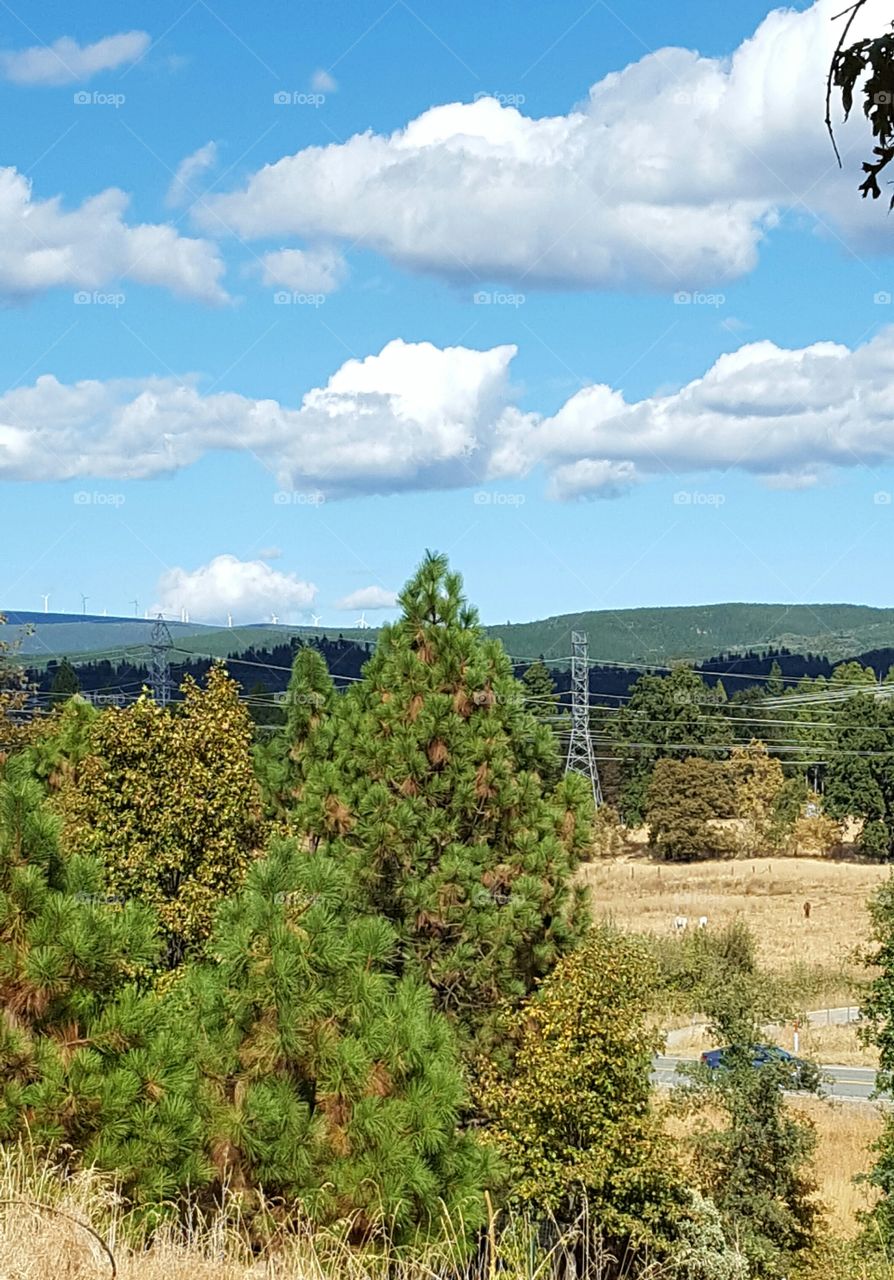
[[701, 1044, 815, 1088]]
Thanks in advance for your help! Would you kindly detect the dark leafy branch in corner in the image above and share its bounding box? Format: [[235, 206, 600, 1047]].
[[827, 0, 894, 206]]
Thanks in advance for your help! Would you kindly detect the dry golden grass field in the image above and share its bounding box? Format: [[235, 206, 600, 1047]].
[[581, 855, 891, 991]]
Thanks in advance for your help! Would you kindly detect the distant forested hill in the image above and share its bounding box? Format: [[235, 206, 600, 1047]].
[[9, 601, 894, 668], [482, 602, 894, 665]]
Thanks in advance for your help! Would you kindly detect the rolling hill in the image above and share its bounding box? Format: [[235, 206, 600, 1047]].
[[482, 602, 894, 666], [6, 602, 894, 669]]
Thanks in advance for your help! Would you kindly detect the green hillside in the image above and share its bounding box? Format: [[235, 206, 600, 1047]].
[[484, 602, 894, 666], [11, 602, 894, 669]]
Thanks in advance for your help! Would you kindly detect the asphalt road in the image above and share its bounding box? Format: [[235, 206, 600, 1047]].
[[653, 1055, 883, 1103]]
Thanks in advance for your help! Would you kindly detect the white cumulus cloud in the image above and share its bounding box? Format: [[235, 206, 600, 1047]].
[[197, 0, 889, 292], [166, 141, 218, 208], [0, 339, 515, 492], [0, 31, 150, 86], [151, 554, 316, 624], [8, 330, 894, 499], [499, 332, 894, 496], [0, 167, 227, 303], [336, 586, 398, 611]]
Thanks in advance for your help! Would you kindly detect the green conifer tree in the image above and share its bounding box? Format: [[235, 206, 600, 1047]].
[[0, 752, 207, 1205], [186, 836, 490, 1241], [521, 659, 559, 722], [29, 694, 98, 792], [255, 647, 335, 822], [49, 658, 80, 706], [766, 659, 784, 698], [520, 658, 565, 787], [297, 553, 592, 1051]]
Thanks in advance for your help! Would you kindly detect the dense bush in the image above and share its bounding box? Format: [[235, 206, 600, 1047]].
[[476, 927, 688, 1259], [677, 956, 820, 1278], [60, 667, 267, 967], [646, 758, 735, 862]]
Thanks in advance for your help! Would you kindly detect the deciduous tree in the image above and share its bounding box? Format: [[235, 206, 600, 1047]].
[[728, 740, 785, 854], [62, 666, 266, 966], [613, 668, 732, 824], [646, 757, 734, 862], [476, 927, 687, 1260], [678, 955, 820, 1278]]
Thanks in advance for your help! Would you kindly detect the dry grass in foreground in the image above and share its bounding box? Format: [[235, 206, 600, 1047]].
[[0, 1145, 469, 1280], [802, 1096, 885, 1238], [0, 1147, 656, 1280], [0, 1124, 888, 1280], [581, 856, 889, 995]]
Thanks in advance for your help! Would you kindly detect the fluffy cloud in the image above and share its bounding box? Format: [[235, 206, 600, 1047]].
[[0, 31, 150, 86], [9, 330, 894, 498], [0, 167, 226, 303], [152, 554, 316, 624], [166, 142, 218, 209], [0, 339, 515, 491], [336, 586, 398, 611], [198, 0, 884, 291], [499, 333, 894, 496], [261, 245, 346, 294]]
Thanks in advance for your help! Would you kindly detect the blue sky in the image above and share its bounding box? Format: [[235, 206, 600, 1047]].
[[2, 0, 894, 627]]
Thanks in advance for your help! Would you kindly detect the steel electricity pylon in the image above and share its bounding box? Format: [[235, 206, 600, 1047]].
[[564, 631, 603, 808], [150, 615, 174, 707]]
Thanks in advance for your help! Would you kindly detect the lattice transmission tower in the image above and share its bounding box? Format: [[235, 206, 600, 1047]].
[[564, 630, 602, 807], [150, 615, 174, 707]]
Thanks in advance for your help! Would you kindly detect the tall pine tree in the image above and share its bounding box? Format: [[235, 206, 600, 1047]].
[[296, 553, 592, 1050]]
